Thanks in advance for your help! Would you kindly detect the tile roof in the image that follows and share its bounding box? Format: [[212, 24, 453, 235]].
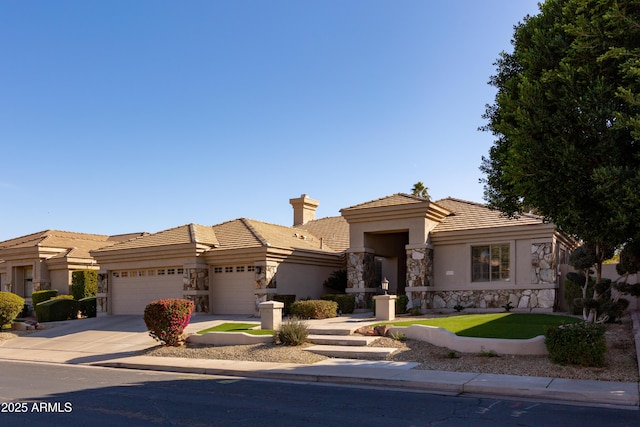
[[93, 224, 217, 252], [0, 230, 145, 258], [341, 193, 428, 211], [432, 198, 544, 233], [296, 216, 349, 252]]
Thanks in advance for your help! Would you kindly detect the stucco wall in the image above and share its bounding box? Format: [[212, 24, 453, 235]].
[[49, 270, 71, 295], [275, 262, 337, 299]]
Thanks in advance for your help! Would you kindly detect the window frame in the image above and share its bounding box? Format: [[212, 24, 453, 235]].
[[470, 243, 512, 283]]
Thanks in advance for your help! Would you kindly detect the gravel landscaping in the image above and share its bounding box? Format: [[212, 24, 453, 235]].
[[143, 315, 639, 383]]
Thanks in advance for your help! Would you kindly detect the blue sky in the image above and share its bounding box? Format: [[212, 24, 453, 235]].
[[0, 1, 541, 241]]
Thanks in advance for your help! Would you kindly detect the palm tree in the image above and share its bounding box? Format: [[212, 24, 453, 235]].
[[411, 182, 430, 200]]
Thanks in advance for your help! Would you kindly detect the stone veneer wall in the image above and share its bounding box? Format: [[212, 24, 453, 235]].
[[183, 268, 209, 313], [347, 252, 376, 308], [532, 242, 555, 284], [97, 273, 108, 314], [428, 288, 556, 310], [406, 247, 433, 287], [255, 262, 278, 312]]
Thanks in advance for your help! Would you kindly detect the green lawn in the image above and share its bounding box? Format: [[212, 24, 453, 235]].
[[383, 313, 582, 339], [197, 322, 274, 336]]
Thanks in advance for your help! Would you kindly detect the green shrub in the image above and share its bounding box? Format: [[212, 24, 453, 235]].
[[544, 321, 606, 367], [277, 317, 309, 346], [79, 297, 97, 318], [0, 292, 25, 327], [290, 299, 338, 319], [396, 295, 409, 314], [323, 269, 347, 293], [321, 294, 355, 314], [52, 294, 74, 300], [32, 290, 58, 306], [71, 270, 98, 300], [273, 295, 296, 316], [35, 298, 80, 322], [143, 299, 194, 346]]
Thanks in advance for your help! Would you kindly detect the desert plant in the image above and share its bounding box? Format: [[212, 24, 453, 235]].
[[390, 331, 407, 342], [479, 347, 500, 357], [143, 299, 194, 346], [409, 306, 422, 316], [31, 289, 58, 306], [321, 294, 355, 314], [502, 301, 514, 312], [0, 292, 24, 327], [71, 270, 98, 300], [545, 321, 606, 367], [35, 298, 80, 322], [453, 304, 465, 312], [446, 350, 459, 359], [290, 299, 337, 319], [277, 317, 309, 346]]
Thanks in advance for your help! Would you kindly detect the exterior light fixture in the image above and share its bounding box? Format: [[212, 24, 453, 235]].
[[381, 277, 389, 295]]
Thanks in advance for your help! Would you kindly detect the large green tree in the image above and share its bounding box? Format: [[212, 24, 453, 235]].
[[480, 0, 640, 292]]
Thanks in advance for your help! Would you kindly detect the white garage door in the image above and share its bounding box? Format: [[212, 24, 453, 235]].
[[211, 269, 255, 315], [111, 271, 183, 315]]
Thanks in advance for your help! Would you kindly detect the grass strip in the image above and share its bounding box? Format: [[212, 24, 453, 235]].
[[197, 322, 274, 335], [381, 313, 581, 339]]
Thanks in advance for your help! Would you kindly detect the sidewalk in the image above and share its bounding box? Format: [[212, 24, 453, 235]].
[[0, 313, 638, 409]]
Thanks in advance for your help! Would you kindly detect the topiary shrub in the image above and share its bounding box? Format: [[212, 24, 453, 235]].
[[273, 294, 296, 316], [290, 299, 338, 319], [79, 297, 97, 318], [0, 292, 25, 327], [277, 317, 309, 346], [52, 294, 75, 300], [32, 289, 59, 307], [544, 321, 606, 367], [35, 298, 80, 322], [321, 294, 355, 314], [323, 269, 347, 293], [143, 299, 194, 346], [71, 270, 98, 300]]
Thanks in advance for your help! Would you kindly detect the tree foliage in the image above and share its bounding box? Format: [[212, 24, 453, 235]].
[[411, 182, 430, 200], [481, 0, 640, 250]]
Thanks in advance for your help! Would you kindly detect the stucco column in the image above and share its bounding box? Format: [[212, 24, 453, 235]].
[[259, 300, 284, 330], [373, 294, 397, 321]]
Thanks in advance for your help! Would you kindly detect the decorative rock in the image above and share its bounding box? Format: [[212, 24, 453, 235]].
[[374, 325, 392, 337]]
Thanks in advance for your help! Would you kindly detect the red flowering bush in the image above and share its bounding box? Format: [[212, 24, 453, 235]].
[[143, 299, 194, 346]]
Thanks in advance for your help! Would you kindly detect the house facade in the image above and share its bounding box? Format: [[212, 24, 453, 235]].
[[0, 193, 578, 315]]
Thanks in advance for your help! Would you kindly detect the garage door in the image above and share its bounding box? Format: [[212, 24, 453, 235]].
[[111, 271, 183, 315], [211, 268, 255, 315]]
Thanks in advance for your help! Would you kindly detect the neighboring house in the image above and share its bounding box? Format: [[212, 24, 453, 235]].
[[0, 230, 147, 302], [0, 193, 578, 316]]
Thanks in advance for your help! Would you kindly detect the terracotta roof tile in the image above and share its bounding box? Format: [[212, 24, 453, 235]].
[[296, 216, 349, 251], [341, 193, 427, 211], [94, 224, 216, 252], [432, 198, 544, 233]]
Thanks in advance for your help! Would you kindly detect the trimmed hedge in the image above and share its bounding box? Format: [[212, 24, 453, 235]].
[[395, 295, 409, 314], [273, 295, 296, 316], [321, 294, 355, 314], [544, 321, 606, 367], [71, 270, 98, 300], [35, 298, 80, 323], [32, 289, 59, 306], [143, 299, 194, 346], [290, 299, 338, 319], [79, 297, 97, 318], [0, 292, 24, 327]]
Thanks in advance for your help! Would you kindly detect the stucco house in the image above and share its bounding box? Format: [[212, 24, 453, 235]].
[[0, 230, 147, 302], [0, 193, 577, 316]]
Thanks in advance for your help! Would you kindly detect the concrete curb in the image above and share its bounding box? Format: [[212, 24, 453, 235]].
[[94, 356, 640, 408]]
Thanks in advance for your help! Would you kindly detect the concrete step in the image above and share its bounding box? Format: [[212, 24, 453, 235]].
[[303, 345, 399, 360], [307, 334, 377, 347], [307, 327, 353, 336]]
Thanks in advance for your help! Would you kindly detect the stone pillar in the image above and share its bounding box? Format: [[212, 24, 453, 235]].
[[259, 300, 284, 330], [183, 267, 210, 313], [255, 261, 279, 315], [96, 272, 109, 315], [346, 250, 377, 309], [531, 242, 555, 284], [405, 245, 433, 312], [373, 294, 397, 321]]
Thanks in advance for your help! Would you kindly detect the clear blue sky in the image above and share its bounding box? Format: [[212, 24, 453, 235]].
[[1, 1, 541, 242]]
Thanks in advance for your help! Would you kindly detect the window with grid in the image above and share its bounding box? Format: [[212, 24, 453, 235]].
[[471, 244, 510, 282]]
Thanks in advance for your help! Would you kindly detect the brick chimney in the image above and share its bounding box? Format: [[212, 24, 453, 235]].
[[289, 194, 319, 226]]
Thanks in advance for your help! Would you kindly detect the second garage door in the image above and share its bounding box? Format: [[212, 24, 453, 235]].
[[111, 270, 183, 315], [211, 268, 255, 315]]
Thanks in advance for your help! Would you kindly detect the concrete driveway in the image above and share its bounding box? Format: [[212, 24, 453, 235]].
[[0, 314, 257, 365]]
